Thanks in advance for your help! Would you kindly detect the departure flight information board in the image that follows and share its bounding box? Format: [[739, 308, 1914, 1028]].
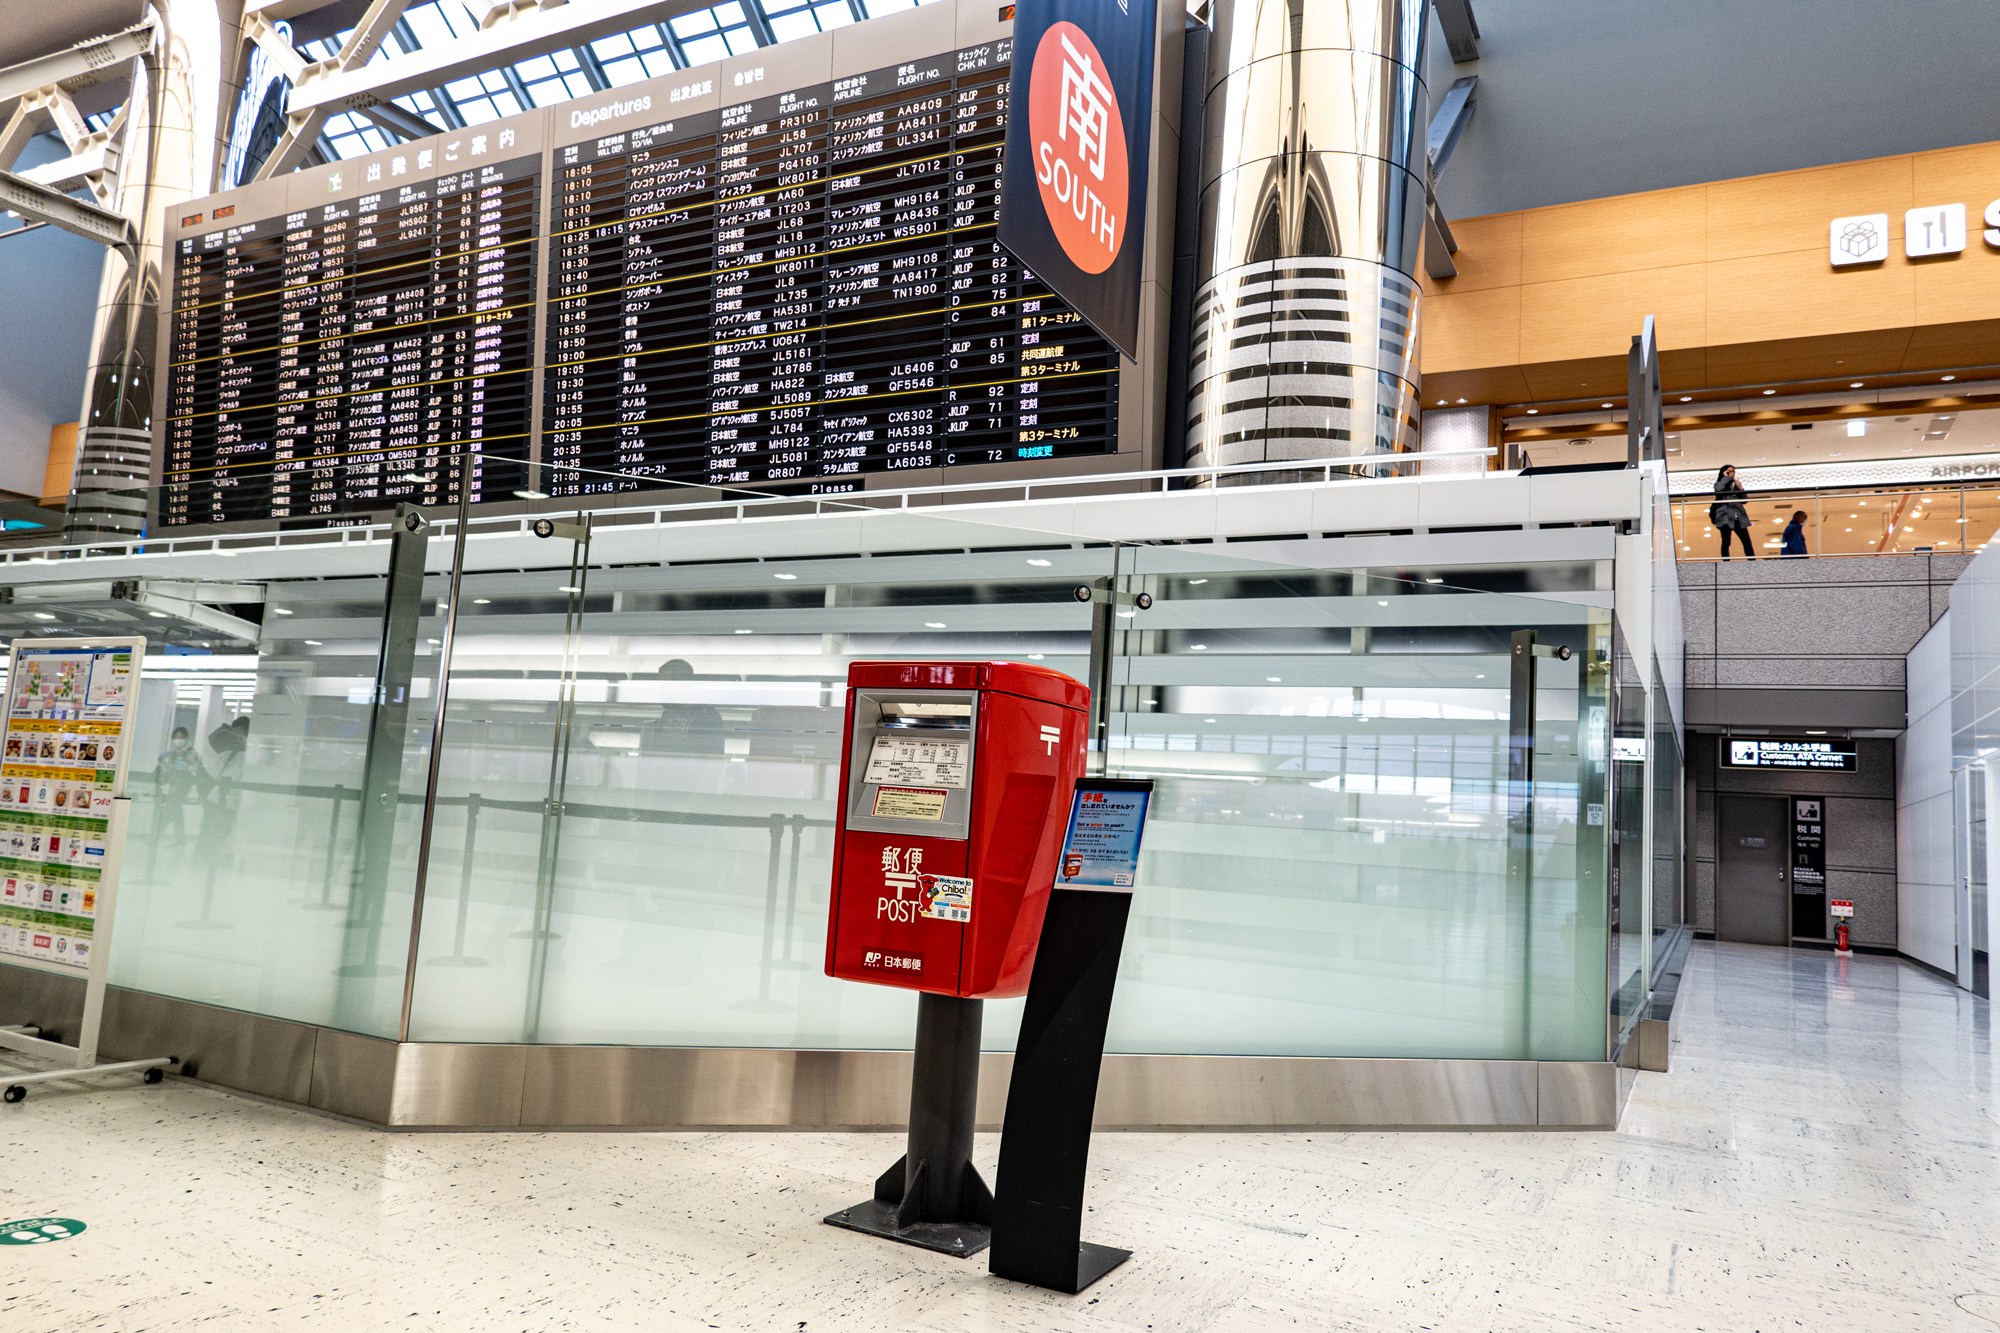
[[162, 150, 542, 527], [543, 38, 1117, 494], [153, 0, 1132, 529]]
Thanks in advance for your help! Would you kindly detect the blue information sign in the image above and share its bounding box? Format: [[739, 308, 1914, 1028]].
[[1055, 778, 1153, 891]]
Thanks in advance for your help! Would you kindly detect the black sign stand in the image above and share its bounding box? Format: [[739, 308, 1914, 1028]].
[[825, 992, 993, 1257], [988, 886, 1134, 1293]]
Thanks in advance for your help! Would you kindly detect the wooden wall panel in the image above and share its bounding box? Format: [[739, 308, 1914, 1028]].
[[1423, 285, 1521, 371], [1519, 264, 1706, 366], [1518, 188, 1707, 286], [1704, 246, 1917, 345], [1437, 212, 1524, 292], [1422, 139, 2000, 401], [1702, 156, 1915, 263], [39, 422, 76, 507]]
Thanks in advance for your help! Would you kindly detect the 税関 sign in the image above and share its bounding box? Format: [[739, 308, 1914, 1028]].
[[1723, 738, 1858, 772], [1791, 796, 1828, 938], [998, 0, 1158, 358]]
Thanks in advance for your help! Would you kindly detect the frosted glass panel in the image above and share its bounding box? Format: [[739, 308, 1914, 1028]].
[[1102, 549, 1612, 1061], [101, 555, 445, 1038], [404, 521, 1106, 1046]]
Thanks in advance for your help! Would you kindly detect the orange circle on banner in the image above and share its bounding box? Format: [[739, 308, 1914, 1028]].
[[1027, 21, 1129, 275]]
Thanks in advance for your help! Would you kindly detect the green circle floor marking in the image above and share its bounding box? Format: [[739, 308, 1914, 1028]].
[[0, 1219, 85, 1245]]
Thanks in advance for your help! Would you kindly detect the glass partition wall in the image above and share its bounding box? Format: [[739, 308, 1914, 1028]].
[[1, 475, 1647, 1064], [1102, 547, 1614, 1061]]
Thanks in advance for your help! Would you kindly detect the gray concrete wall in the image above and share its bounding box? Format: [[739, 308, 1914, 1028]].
[[1429, 0, 2000, 217], [1680, 554, 1967, 733], [1688, 732, 1899, 950]]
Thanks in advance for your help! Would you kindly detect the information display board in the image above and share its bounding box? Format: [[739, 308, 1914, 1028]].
[[154, 0, 1131, 528], [0, 641, 143, 970], [1055, 777, 1152, 890], [162, 131, 544, 527], [545, 35, 1118, 494]]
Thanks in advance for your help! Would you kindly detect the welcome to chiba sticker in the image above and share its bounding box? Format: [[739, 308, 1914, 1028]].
[[1028, 21, 1130, 275]]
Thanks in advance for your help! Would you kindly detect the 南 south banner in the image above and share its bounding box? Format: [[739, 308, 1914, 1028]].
[[998, 0, 1159, 360]]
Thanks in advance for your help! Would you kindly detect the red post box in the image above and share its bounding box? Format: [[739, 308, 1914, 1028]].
[[825, 660, 1089, 999]]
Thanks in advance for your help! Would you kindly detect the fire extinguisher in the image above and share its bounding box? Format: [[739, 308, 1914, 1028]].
[[1835, 919, 1851, 954]]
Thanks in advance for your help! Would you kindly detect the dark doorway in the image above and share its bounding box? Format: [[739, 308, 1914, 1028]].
[[1716, 795, 1789, 946]]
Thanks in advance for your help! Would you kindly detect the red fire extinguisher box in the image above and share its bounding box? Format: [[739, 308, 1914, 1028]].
[[824, 660, 1089, 999]]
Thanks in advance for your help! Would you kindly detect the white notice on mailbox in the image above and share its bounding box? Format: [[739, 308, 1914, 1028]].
[[863, 737, 969, 789]]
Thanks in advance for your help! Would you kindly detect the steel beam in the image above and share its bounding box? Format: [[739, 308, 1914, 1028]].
[[1423, 202, 1458, 280], [0, 20, 157, 106], [243, 12, 310, 84], [288, 0, 729, 117], [1434, 0, 1481, 64], [359, 100, 444, 141], [0, 104, 37, 172], [1426, 75, 1478, 176], [254, 116, 327, 181], [0, 170, 134, 253], [17, 141, 112, 192], [341, 0, 417, 70]]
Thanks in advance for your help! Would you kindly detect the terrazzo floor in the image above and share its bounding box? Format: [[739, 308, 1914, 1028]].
[[4, 943, 2000, 1331]]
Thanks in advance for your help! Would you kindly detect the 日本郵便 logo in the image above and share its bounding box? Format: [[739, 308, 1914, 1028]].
[[1028, 21, 1129, 275]]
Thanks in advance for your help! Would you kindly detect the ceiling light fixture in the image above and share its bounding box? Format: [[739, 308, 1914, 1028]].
[[1943, 374, 1957, 382], [1266, 676, 1282, 683], [1762, 389, 1777, 396], [1850, 382, 1864, 389], [1527, 408, 1539, 415], [925, 622, 947, 629], [1025, 558, 1052, 567], [735, 629, 753, 635], [773, 572, 798, 580], [272, 608, 293, 616], [473, 598, 492, 605]]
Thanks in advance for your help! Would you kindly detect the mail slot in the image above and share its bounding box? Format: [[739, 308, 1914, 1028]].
[[824, 660, 1089, 999]]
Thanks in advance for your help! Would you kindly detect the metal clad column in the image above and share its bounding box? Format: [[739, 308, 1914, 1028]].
[[66, 0, 231, 541], [1186, 0, 1428, 479]]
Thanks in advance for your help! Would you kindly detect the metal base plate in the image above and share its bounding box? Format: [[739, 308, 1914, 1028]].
[[824, 1199, 990, 1258], [990, 1240, 1131, 1293]]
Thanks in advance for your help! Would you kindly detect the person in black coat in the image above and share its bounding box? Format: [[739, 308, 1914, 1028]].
[[1712, 465, 1753, 559]]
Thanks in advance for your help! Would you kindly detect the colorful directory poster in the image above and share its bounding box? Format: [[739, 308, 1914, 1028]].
[[0, 641, 143, 971], [1055, 779, 1154, 892]]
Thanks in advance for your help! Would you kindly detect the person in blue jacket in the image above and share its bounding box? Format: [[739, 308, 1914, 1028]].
[[1781, 509, 1808, 558]]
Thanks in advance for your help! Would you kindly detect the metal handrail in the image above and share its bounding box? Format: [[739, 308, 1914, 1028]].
[[1, 448, 1499, 569]]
